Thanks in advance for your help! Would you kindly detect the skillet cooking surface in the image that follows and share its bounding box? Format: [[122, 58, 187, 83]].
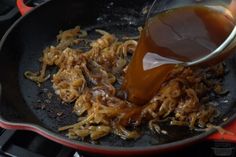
[[1, 0, 236, 149], [18, 34, 236, 147]]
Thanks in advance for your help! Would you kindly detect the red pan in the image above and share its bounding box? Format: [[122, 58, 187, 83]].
[[0, 0, 236, 156]]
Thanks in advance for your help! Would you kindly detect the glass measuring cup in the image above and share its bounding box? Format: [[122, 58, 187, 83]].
[[143, 0, 236, 70], [123, 0, 236, 104]]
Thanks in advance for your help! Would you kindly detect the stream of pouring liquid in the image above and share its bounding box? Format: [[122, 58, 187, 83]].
[[123, 5, 235, 105]]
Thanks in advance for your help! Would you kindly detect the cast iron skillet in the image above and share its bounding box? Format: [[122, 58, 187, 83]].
[[1, 0, 236, 155]]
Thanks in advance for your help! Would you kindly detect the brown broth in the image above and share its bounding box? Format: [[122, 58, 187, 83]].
[[123, 5, 235, 105]]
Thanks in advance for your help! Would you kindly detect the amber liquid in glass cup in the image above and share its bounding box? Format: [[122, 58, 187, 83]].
[[123, 0, 236, 105]]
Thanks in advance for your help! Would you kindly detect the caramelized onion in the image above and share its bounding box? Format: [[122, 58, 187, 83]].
[[25, 26, 227, 141]]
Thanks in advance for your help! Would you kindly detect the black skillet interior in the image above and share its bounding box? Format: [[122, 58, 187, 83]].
[[1, 0, 236, 148]]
